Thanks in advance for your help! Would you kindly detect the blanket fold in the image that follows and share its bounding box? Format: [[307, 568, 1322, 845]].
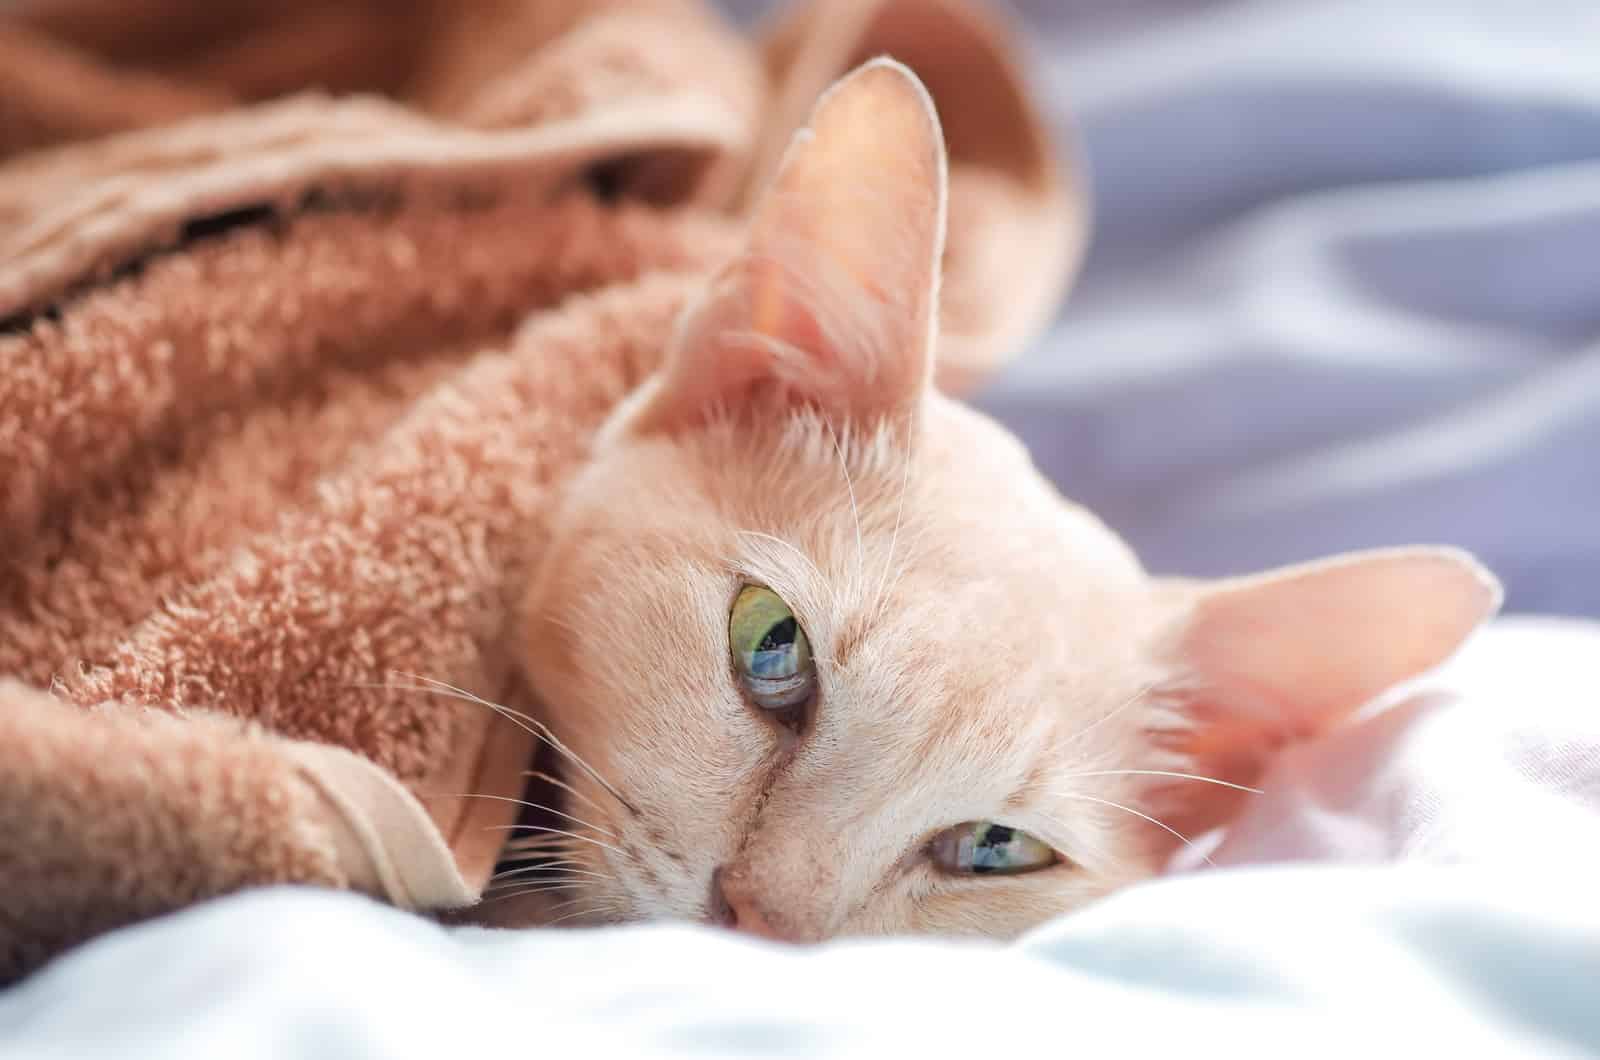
[[0, 0, 1079, 980]]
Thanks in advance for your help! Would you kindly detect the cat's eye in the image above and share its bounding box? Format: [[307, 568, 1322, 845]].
[[929, 822, 1059, 876], [728, 585, 815, 711]]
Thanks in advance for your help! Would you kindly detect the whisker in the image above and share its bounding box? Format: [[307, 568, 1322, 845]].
[[422, 792, 618, 839], [522, 769, 608, 816], [500, 841, 572, 859], [535, 613, 589, 641], [1055, 791, 1213, 867], [737, 531, 839, 610], [504, 832, 571, 848], [540, 896, 621, 925], [492, 864, 588, 877], [377, 672, 640, 816], [484, 823, 627, 858], [825, 421, 865, 583], [484, 872, 596, 891], [484, 878, 605, 898], [501, 846, 574, 861], [541, 894, 602, 913], [542, 905, 616, 927], [1064, 683, 1157, 747], [491, 858, 585, 876], [490, 863, 615, 885], [1055, 770, 1262, 795], [479, 883, 590, 906], [870, 445, 915, 622]]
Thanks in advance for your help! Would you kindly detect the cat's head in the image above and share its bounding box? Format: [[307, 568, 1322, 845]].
[[512, 60, 1501, 940]]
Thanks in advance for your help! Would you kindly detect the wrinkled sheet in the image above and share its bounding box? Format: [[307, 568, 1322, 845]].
[[3, 864, 1598, 1058], [5, 0, 1599, 1055], [1168, 616, 1600, 872], [963, 0, 1600, 618]]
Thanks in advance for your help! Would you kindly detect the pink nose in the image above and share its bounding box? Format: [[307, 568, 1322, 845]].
[[710, 866, 790, 941]]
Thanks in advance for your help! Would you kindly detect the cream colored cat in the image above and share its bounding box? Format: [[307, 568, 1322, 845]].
[[499, 59, 1500, 941]]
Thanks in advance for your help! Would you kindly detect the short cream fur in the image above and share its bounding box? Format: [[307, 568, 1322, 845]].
[[503, 60, 1501, 941]]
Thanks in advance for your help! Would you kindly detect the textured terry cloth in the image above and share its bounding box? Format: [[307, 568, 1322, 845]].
[[0, 0, 1079, 980]]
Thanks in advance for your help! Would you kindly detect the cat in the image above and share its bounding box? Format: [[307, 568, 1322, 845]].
[[490, 58, 1501, 941]]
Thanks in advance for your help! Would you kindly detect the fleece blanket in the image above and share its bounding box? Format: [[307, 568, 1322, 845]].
[[0, 0, 1078, 980]]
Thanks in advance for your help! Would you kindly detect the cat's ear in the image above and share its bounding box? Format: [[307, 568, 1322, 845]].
[[625, 58, 947, 435], [1144, 546, 1501, 842]]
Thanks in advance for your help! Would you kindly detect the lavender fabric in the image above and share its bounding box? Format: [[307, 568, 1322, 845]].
[[731, 0, 1600, 617]]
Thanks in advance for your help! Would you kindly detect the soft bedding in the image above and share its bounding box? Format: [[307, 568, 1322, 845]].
[[2, 863, 1597, 1059], [964, 0, 1600, 618], [5, 0, 1599, 1053]]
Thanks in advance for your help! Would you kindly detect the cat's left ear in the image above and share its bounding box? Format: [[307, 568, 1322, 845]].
[[1144, 546, 1502, 841], [625, 58, 947, 435]]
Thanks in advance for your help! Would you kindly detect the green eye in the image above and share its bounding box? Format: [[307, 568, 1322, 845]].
[[729, 585, 815, 711], [929, 822, 1059, 876]]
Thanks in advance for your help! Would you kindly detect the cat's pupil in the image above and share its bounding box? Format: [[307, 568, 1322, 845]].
[[981, 825, 1015, 846], [758, 617, 798, 652], [971, 824, 1015, 875]]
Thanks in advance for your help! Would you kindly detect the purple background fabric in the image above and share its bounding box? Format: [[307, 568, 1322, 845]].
[[721, 0, 1600, 617]]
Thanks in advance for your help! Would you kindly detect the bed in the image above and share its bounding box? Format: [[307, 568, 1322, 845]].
[[4, 0, 1598, 1054]]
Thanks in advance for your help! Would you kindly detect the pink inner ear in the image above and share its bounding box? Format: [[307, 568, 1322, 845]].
[[624, 59, 948, 436], [1146, 547, 1502, 847]]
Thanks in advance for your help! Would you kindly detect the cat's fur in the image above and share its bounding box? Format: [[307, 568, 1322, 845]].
[[499, 60, 1501, 941]]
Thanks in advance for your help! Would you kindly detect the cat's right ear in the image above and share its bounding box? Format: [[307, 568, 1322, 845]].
[[1140, 546, 1501, 844], [618, 58, 948, 437]]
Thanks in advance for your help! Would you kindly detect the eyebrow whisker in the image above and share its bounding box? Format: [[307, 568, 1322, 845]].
[[1054, 770, 1261, 794], [1052, 791, 1214, 868]]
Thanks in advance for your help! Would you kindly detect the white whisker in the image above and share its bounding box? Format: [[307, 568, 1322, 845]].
[[736, 530, 839, 609], [523, 769, 608, 816], [375, 672, 640, 816], [484, 875, 596, 893], [490, 863, 615, 885], [501, 838, 571, 857], [480, 883, 590, 906], [870, 444, 915, 622], [1056, 770, 1261, 795], [541, 897, 621, 926], [485, 823, 627, 858], [1055, 791, 1213, 867], [825, 421, 865, 583], [492, 858, 586, 876], [422, 792, 618, 839], [491, 878, 589, 893], [1064, 683, 1156, 747]]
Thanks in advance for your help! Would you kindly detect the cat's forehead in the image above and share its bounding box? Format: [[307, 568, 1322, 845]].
[[575, 398, 1148, 649], [716, 414, 1150, 718], [722, 404, 1140, 586]]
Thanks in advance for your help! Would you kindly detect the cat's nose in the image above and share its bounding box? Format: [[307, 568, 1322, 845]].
[[709, 865, 790, 941]]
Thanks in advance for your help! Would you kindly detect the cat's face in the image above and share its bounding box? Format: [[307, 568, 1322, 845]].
[[509, 61, 1500, 940], [522, 398, 1164, 938]]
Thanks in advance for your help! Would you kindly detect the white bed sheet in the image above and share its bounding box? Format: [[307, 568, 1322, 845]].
[[3, 865, 1595, 1059]]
